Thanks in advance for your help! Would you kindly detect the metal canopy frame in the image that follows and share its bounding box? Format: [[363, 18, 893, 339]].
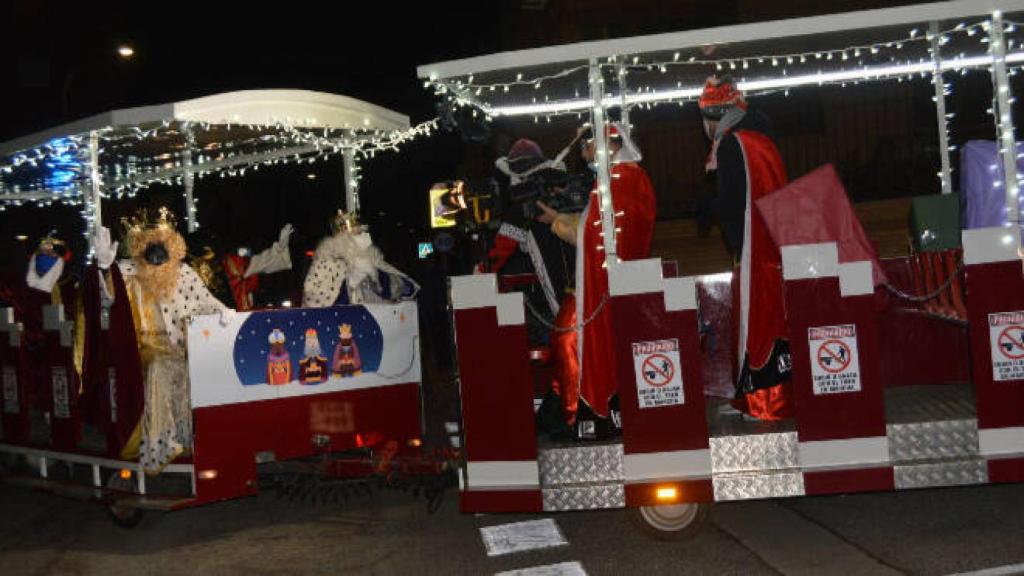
[[0, 90, 413, 251], [419, 0, 1024, 238], [418, 0, 1024, 79]]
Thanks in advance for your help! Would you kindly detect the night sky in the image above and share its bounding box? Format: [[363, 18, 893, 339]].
[[2, 0, 1002, 283], [0, 0, 504, 276], [1, 1, 501, 139]]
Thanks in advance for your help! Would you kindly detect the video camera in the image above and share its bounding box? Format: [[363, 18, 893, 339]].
[[507, 168, 592, 222], [428, 178, 499, 230]]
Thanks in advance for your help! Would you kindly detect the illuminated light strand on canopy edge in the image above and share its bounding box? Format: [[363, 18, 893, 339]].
[[0, 118, 439, 204], [429, 19, 1002, 95], [454, 50, 1024, 118]]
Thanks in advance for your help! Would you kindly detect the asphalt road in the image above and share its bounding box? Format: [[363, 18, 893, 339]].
[[1, 479, 1023, 575]]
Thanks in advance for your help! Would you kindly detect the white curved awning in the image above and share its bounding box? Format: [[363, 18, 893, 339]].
[[0, 89, 410, 158], [172, 90, 409, 132]]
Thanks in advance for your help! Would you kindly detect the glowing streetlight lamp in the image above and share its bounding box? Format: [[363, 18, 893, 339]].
[[117, 45, 135, 59]]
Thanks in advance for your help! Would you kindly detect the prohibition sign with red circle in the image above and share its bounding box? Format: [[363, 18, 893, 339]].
[[997, 325, 1024, 360], [816, 339, 851, 374], [641, 353, 675, 387]]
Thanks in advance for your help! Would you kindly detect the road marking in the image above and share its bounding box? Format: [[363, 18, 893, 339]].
[[479, 518, 568, 557], [947, 564, 1024, 576], [713, 501, 902, 576], [496, 561, 587, 576]]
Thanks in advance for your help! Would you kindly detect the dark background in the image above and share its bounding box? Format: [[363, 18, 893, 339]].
[[0, 0, 1014, 279]]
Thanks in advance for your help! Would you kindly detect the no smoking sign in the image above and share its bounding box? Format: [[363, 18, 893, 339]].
[[808, 324, 862, 395], [989, 311, 1024, 381], [632, 339, 684, 409]]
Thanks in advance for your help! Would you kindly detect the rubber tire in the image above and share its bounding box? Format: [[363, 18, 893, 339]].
[[106, 473, 145, 529], [630, 502, 710, 541]]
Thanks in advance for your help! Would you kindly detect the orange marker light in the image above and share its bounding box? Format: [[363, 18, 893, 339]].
[[656, 486, 678, 501], [119, 468, 132, 480]]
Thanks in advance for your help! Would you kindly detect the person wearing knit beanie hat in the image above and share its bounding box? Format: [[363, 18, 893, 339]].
[[698, 76, 748, 172], [699, 75, 795, 422], [495, 137, 574, 186]]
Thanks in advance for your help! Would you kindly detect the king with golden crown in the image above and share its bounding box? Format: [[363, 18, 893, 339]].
[[93, 207, 232, 474]]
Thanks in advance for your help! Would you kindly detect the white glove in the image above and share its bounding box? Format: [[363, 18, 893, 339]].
[[279, 223, 294, 245], [219, 307, 237, 327], [95, 227, 119, 270]]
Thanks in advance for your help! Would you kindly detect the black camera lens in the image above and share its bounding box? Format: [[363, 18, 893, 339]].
[[143, 242, 169, 265]]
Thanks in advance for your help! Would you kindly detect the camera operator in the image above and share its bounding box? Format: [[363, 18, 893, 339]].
[[487, 136, 589, 320], [536, 122, 656, 440]]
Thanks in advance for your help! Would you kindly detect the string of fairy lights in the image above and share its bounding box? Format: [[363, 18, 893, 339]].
[[420, 10, 1024, 228], [425, 17, 1024, 122], [0, 118, 439, 200], [5, 10, 1024, 243], [0, 117, 439, 256]]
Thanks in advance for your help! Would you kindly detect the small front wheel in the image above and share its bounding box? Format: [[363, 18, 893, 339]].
[[630, 502, 710, 541]]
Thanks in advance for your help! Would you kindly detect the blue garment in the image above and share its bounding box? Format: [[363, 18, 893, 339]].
[[35, 254, 59, 276], [331, 269, 415, 307]]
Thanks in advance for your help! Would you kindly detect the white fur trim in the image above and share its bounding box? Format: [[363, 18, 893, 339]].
[[737, 138, 752, 374], [25, 255, 64, 294]]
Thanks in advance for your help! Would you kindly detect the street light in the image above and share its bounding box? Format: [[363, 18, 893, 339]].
[[117, 45, 134, 59]]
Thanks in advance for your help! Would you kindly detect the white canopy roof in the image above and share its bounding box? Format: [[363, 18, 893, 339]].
[[0, 89, 409, 158], [418, 0, 1024, 80], [0, 90, 415, 203]]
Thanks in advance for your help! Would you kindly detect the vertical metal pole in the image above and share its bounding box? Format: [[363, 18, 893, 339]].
[[618, 60, 630, 131], [184, 127, 197, 233], [85, 130, 103, 261], [588, 59, 617, 260], [991, 11, 1020, 225], [342, 150, 359, 214], [931, 22, 953, 195]]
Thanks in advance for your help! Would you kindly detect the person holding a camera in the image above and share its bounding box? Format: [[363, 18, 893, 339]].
[[487, 136, 585, 318], [535, 122, 656, 440]]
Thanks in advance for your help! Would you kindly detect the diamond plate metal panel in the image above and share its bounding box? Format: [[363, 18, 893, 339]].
[[710, 432, 799, 474], [542, 484, 625, 511], [894, 459, 988, 489], [887, 419, 980, 463], [538, 444, 623, 487], [885, 384, 975, 424], [712, 472, 805, 501]]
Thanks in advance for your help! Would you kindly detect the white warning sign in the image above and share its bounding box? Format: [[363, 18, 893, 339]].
[[808, 324, 861, 395], [632, 338, 684, 409], [989, 311, 1024, 382]]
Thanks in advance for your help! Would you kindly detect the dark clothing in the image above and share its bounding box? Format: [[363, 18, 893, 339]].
[[715, 109, 776, 256]]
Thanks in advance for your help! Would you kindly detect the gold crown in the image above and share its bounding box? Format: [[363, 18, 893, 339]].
[[121, 206, 178, 235], [331, 210, 363, 235], [38, 230, 65, 250]]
